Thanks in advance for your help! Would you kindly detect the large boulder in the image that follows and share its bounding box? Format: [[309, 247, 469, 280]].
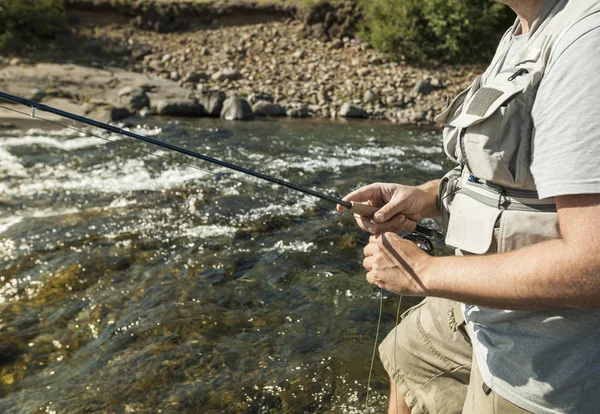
[[252, 100, 286, 117], [197, 90, 226, 117], [221, 96, 254, 121], [117, 86, 150, 111], [339, 102, 367, 118], [155, 99, 207, 117]]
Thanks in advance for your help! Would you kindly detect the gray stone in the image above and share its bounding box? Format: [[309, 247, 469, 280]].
[[317, 90, 328, 105], [287, 105, 309, 118], [197, 90, 226, 117], [117, 87, 150, 111], [170, 71, 180, 81], [413, 79, 436, 96], [339, 102, 367, 118], [248, 92, 274, 104], [108, 107, 133, 122], [221, 96, 254, 120], [161, 54, 172, 63], [363, 89, 378, 104], [252, 100, 286, 117], [430, 77, 443, 89], [139, 108, 157, 118], [155, 99, 207, 117], [357, 67, 372, 77], [183, 71, 209, 83], [211, 69, 242, 82], [410, 109, 427, 122], [292, 50, 307, 59], [368, 56, 384, 65], [27, 89, 46, 103], [329, 39, 343, 49]]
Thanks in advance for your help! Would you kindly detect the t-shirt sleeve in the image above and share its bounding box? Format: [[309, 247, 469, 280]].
[[530, 27, 600, 199]]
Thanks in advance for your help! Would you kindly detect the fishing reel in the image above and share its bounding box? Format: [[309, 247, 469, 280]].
[[402, 233, 435, 256]]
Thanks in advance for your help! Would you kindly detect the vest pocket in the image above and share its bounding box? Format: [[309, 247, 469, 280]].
[[445, 192, 502, 255], [496, 209, 560, 253], [450, 68, 541, 187], [437, 76, 481, 164]]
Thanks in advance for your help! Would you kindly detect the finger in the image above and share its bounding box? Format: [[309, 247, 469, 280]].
[[366, 271, 383, 288], [363, 242, 378, 257], [369, 234, 380, 243], [373, 195, 412, 223], [341, 183, 381, 205], [355, 215, 382, 234], [364, 214, 407, 234], [363, 255, 374, 271]]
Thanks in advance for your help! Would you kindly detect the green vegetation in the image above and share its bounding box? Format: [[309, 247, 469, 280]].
[[0, 0, 66, 48], [358, 0, 515, 63]]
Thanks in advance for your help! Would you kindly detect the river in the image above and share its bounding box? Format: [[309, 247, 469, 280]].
[[0, 117, 446, 413]]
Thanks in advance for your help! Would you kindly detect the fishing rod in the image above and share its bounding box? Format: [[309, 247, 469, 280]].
[[0, 91, 443, 246]]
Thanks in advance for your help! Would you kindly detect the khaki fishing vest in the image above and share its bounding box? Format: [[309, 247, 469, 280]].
[[436, 0, 600, 254]]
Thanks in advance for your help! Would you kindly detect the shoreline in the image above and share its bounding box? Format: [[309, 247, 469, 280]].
[[0, 1, 484, 127]]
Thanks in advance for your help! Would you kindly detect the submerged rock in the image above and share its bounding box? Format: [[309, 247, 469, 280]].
[[155, 99, 207, 117], [221, 96, 254, 120]]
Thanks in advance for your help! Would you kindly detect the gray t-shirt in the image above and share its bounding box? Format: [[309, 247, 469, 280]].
[[465, 14, 600, 414], [531, 25, 600, 198]]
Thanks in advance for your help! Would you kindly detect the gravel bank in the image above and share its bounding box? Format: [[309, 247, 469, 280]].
[[0, 1, 484, 124]]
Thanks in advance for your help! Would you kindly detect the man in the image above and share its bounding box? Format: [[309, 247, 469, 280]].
[[338, 0, 600, 412]]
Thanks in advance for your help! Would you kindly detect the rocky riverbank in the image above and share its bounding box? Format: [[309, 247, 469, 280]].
[[0, 1, 484, 125]]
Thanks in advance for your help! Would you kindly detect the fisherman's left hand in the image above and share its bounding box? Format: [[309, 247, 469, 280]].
[[363, 233, 433, 296]]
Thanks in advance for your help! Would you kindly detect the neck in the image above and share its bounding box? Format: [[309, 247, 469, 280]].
[[504, 0, 546, 34]]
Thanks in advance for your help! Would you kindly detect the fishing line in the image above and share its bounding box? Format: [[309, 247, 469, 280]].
[[365, 289, 384, 409]]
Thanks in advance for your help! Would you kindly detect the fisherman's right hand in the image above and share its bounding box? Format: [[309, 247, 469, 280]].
[[336, 182, 439, 235]]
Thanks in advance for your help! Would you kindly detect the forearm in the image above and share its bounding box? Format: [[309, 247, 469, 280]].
[[416, 179, 441, 219], [424, 238, 600, 310]]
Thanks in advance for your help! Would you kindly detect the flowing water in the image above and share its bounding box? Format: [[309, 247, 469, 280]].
[[0, 117, 446, 413]]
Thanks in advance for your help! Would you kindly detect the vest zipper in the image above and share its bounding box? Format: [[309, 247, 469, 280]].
[[459, 128, 471, 172]]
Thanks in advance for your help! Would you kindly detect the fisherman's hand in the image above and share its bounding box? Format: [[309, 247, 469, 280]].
[[337, 182, 438, 234], [362, 233, 432, 296]]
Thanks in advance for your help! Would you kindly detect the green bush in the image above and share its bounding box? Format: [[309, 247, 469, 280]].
[[358, 0, 515, 63], [0, 0, 67, 48]]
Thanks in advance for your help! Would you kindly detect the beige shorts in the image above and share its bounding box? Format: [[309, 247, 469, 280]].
[[379, 297, 530, 414]]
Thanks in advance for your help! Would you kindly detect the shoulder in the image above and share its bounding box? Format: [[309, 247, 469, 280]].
[[547, 12, 600, 73]]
